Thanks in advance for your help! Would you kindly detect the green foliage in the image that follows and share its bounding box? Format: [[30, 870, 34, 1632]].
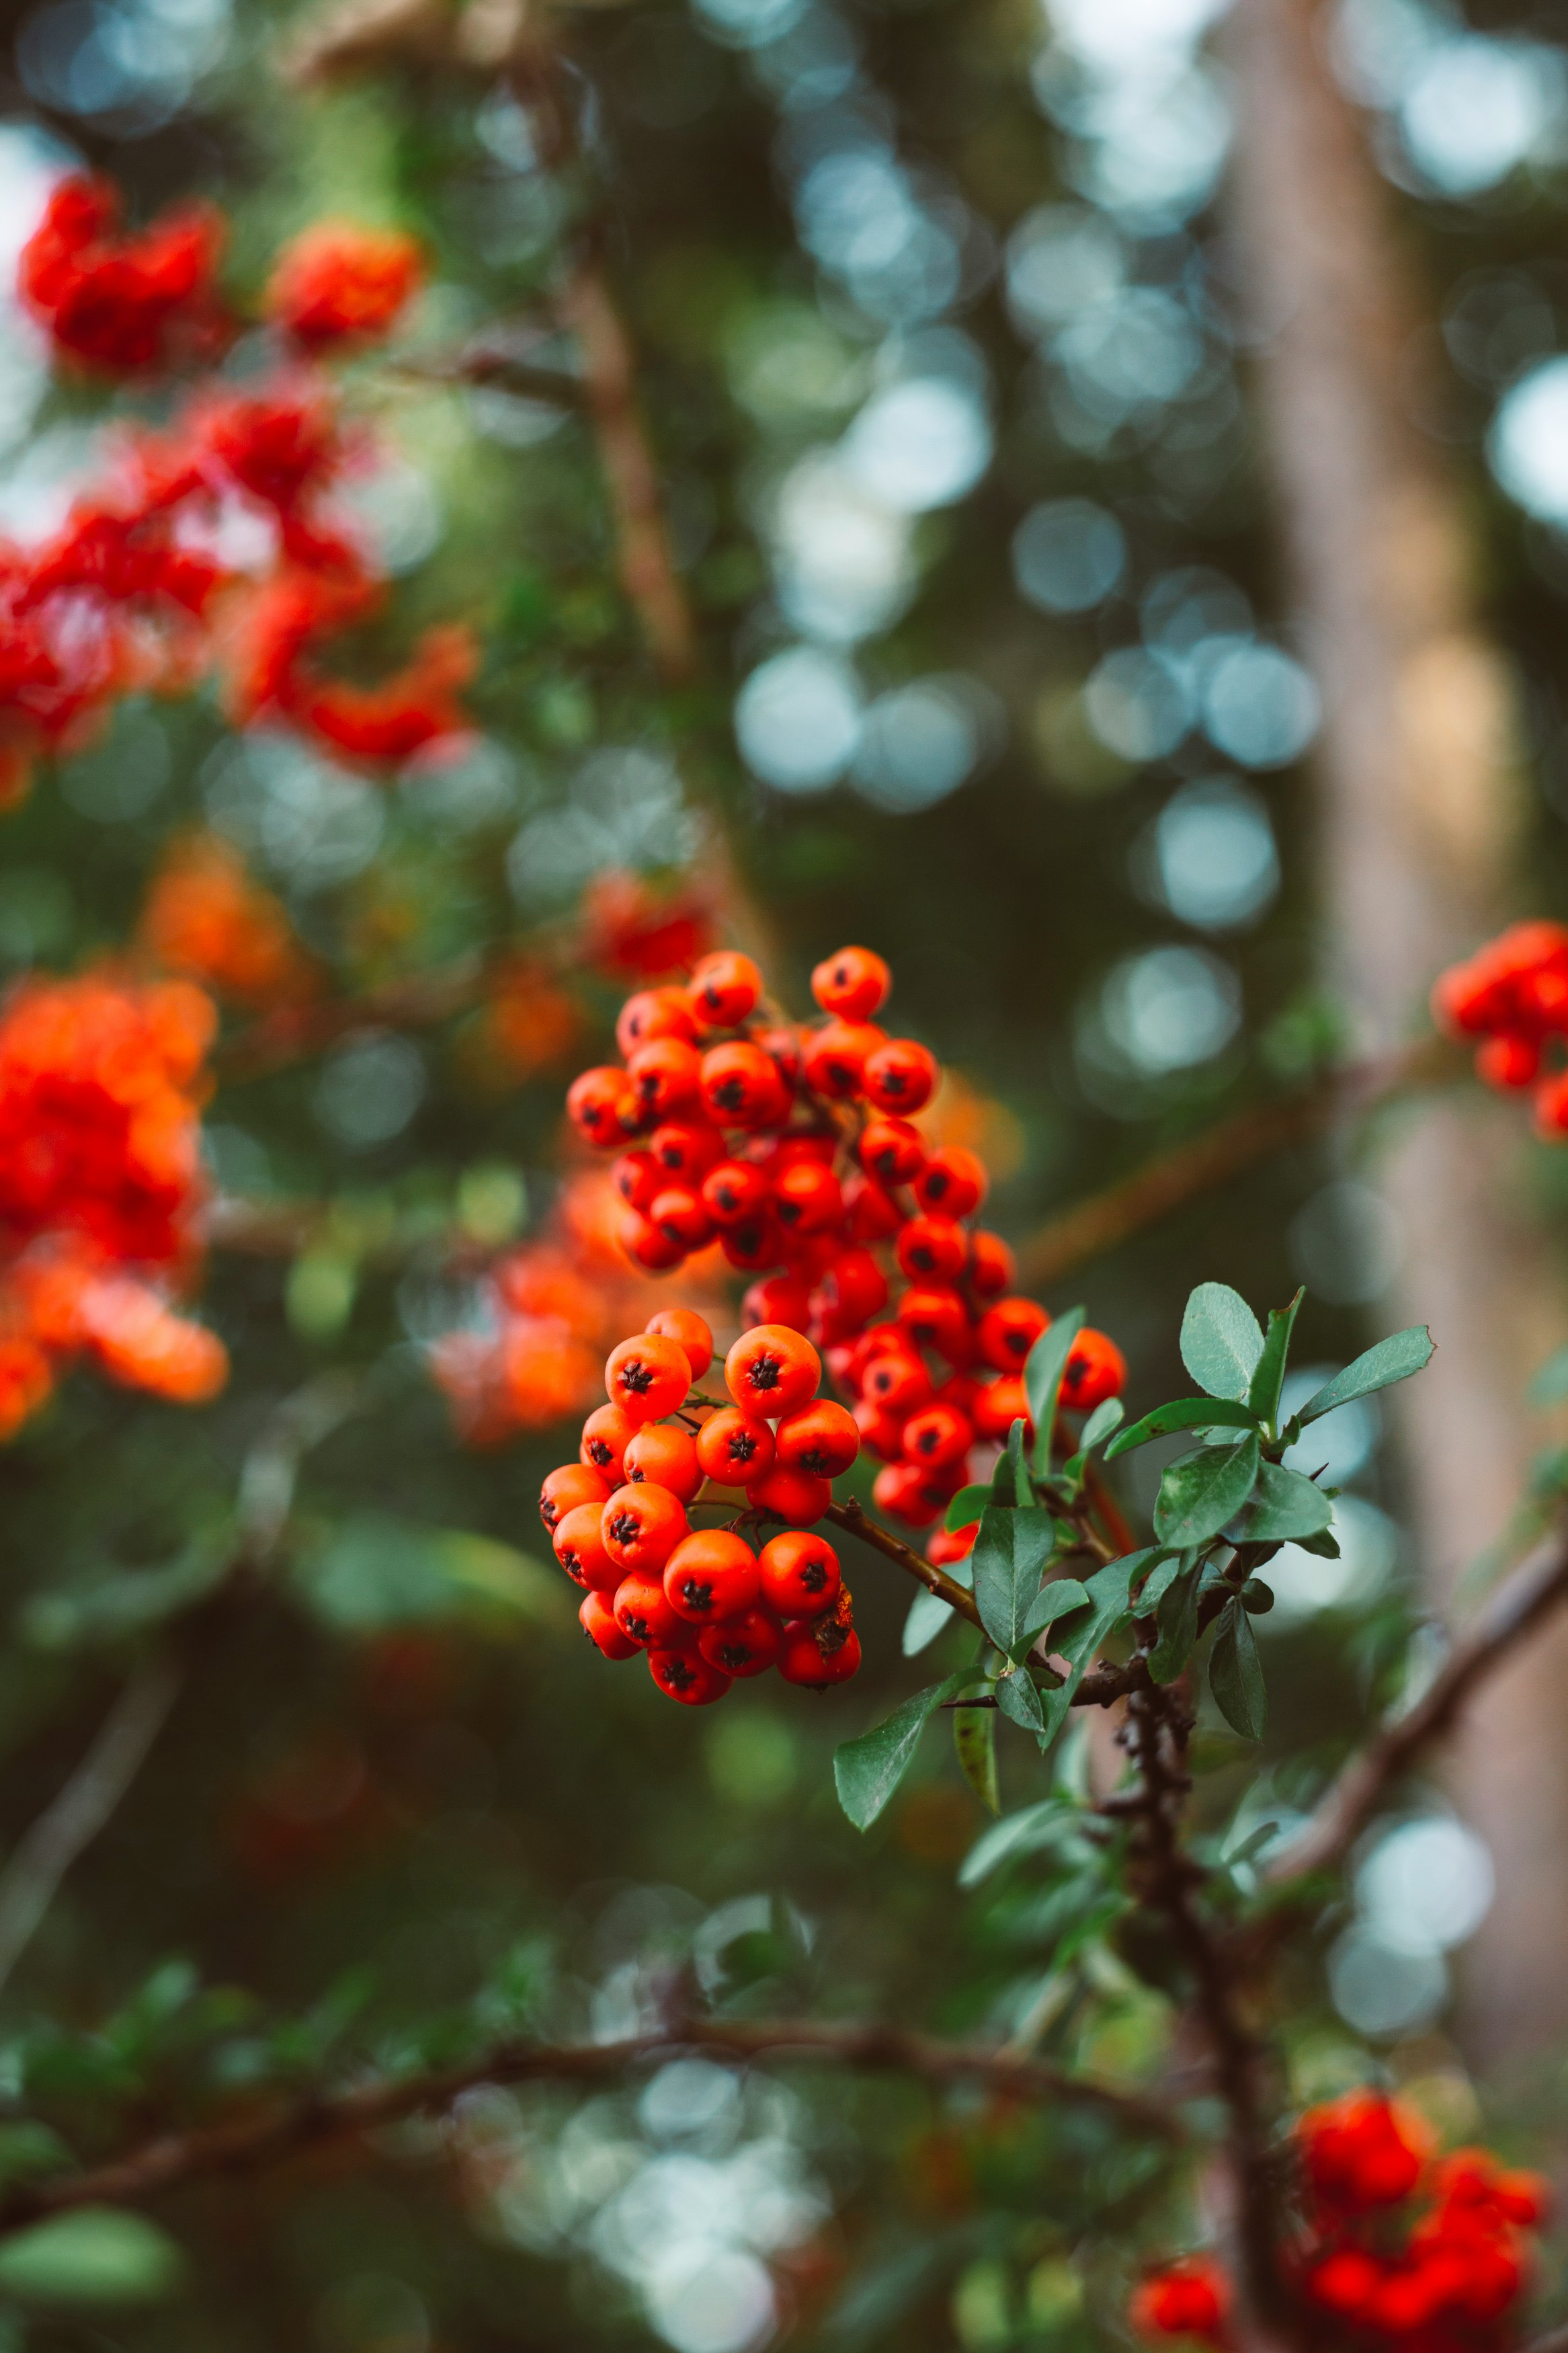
[[1024, 1307, 1085, 1474], [0, 2212, 184, 2307], [1153, 1435, 1260, 1547], [1180, 1283, 1266, 1401], [1294, 1328, 1436, 1423], [1208, 1599, 1268, 1741], [971, 1505, 1059, 1654], [833, 1674, 968, 1829]]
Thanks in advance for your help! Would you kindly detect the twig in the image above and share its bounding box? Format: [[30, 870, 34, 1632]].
[[1120, 1683, 1300, 2348], [1016, 1041, 1448, 1290], [1265, 1514, 1568, 1884], [0, 1656, 185, 2005], [0, 2011, 1176, 2237]]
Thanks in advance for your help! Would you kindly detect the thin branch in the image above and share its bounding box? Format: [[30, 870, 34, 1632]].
[[1016, 1041, 1447, 1291], [1265, 1513, 1568, 1885], [0, 2012, 1177, 2237], [0, 1656, 185, 2005]]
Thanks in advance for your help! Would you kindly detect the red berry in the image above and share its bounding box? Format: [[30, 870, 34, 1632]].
[[811, 945, 891, 1020], [757, 1528, 841, 1618], [742, 1274, 811, 1332], [1061, 1328, 1126, 1412], [853, 1397, 909, 1461], [626, 1035, 702, 1119], [1477, 1032, 1540, 1089], [775, 1398, 859, 1478], [605, 1332, 693, 1423], [1129, 2258, 1229, 2343], [967, 1230, 1015, 1298], [700, 1609, 784, 1677], [649, 1186, 713, 1252], [553, 1502, 620, 1591], [616, 986, 698, 1058], [720, 1211, 782, 1269], [897, 1285, 973, 1363], [602, 1480, 689, 1574], [811, 1248, 888, 1330], [842, 1170, 903, 1242], [664, 1529, 760, 1622], [862, 1037, 938, 1115], [648, 1646, 732, 1704], [800, 1020, 885, 1100], [623, 1423, 704, 1503], [772, 1160, 843, 1236], [581, 1589, 641, 1659], [613, 1149, 660, 1210], [913, 1146, 987, 1218], [978, 1296, 1050, 1373], [700, 1040, 790, 1130], [897, 1215, 968, 1284], [901, 1401, 972, 1468], [927, 1523, 977, 1566], [688, 950, 763, 1030], [540, 1462, 610, 1533], [694, 1405, 776, 1483], [618, 1209, 688, 1272], [567, 1065, 636, 1149], [778, 1625, 861, 1686], [726, 1323, 821, 1419], [973, 1375, 1030, 1440], [645, 1308, 714, 1382], [862, 1349, 932, 1414], [581, 1403, 636, 1480], [858, 1116, 925, 1185], [767, 1129, 837, 1170], [650, 1119, 725, 1181], [746, 1464, 832, 1525], [613, 1570, 688, 1648], [872, 1460, 946, 1527], [702, 1159, 769, 1225]]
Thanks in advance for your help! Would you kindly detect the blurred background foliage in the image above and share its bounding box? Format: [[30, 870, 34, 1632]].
[[0, 0, 1563, 2341]]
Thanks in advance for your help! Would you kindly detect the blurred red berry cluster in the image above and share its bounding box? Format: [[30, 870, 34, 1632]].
[[1132, 2090, 1548, 2351], [138, 832, 317, 1008], [2, 177, 466, 805], [566, 943, 1126, 1564], [0, 973, 226, 1435], [1432, 922, 1568, 1135], [540, 1308, 861, 1705]]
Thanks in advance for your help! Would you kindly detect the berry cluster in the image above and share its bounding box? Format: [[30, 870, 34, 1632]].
[[139, 833, 316, 1008], [566, 945, 1125, 1558], [1132, 2091, 1548, 2352], [1432, 921, 1568, 1135], [0, 974, 226, 1435], [539, 1308, 861, 1706], [3, 180, 467, 807]]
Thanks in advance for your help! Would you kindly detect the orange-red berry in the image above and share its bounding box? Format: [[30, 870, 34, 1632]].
[[699, 1609, 784, 1677], [650, 1119, 724, 1181], [624, 1422, 704, 1501], [901, 1401, 972, 1468], [645, 1308, 714, 1382], [757, 1528, 841, 1618], [613, 1570, 688, 1648], [616, 986, 698, 1058], [858, 1116, 925, 1185], [581, 1589, 641, 1659], [540, 1462, 610, 1533], [613, 1149, 660, 1210], [694, 1404, 776, 1483], [897, 1215, 968, 1284], [649, 1186, 712, 1252], [1061, 1328, 1126, 1412], [703, 1160, 769, 1224], [602, 1480, 690, 1574], [914, 1146, 987, 1218], [978, 1296, 1050, 1372], [772, 1160, 843, 1235], [626, 1035, 702, 1119], [967, 1230, 1015, 1298], [664, 1529, 760, 1622], [862, 1037, 938, 1115], [862, 1348, 932, 1414], [778, 1626, 862, 1685], [801, 1020, 884, 1099], [581, 1403, 637, 1480], [567, 1064, 636, 1148], [648, 1646, 732, 1704], [700, 1040, 789, 1129], [688, 950, 763, 1030], [775, 1398, 859, 1478], [897, 1285, 973, 1363], [726, 1323, 821, 1419], [746, 1464, 832, 1525], [552, 1502, 620, 1591], [605, 1332, 692, 1423], [811, 945, 891, 1021]]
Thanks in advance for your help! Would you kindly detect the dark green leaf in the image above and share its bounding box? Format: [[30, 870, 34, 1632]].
[[1003, 1416, 1030, 1506], [1024, 1306, 1085, 1475], [295, 1515, 565, 1632], [1180, 1283, 1265, 1401], [1149, 1564, 1201, 1683], [953, 1701, 999, 1812], [1241, 1579, 1275, 1614], [1020, 1577, 1091, 1640], [995, 1669, 1048, 1735], [1078, 1396, 1124, 1451], [1105, 1397, 1259, 1460], [834, 1674, 969, 1829], [1248, 1287, 1305, 1429], [1037, 1552, 1142, 1739], [1233, 1461, 1332, 1544], [0, 2210, 185, 2306], [1153, 1436, 1260, 1548], [958, 1798, 1082, 1886], [1132, 1552, 1182, 1613], [1296, 1328, 1434, 1423], [971, 1505, 1059, 1654], [945, 1484, 992, 1533], [1208, 1599, 1267, 1739]]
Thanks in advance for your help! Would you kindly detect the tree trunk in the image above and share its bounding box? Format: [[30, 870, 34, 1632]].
[[1228, 0, 1568, 2063]]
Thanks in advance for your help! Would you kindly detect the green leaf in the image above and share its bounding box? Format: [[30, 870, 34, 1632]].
[[1078, 1396, 1124, 1451], [1132, 1552, 1183, 1613], [0, 2210, 185, 2306], [1529, 1345, 1568, 1407], [902, 1554, 970, 1656], [953, 1701, 1000, 1812], [1233, 1461, 1332, 1544], [1248, 1288, 1305, 1429], [995, 1669, 1048, 1736], [1208, 1599, 1267, 1739], [1037, 1552, 1143, 1740], [0, 2123, 69, 2187], [971, 1505, 1059, 1654], [1296, 1328, 1435, 1424], [1025, 1306, 1086, 1474], [958, 1798, 1081, 1886], [834, 1674, 968, 1829], [1180, 1283, 1266, 1401], [1003, 1416, 1031, 1506], [1105, 1397, 1260, 1460], [945, 1484, 992, 1533], [22, 1535, 231, 1651], [1153, 1436, 1260, 1548], [1149, 1565, 1201, 1683], [1020, 1577, 1091, 1642]]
